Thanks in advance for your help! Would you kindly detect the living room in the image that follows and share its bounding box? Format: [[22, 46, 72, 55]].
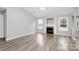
[[0, 7, 79, 51]]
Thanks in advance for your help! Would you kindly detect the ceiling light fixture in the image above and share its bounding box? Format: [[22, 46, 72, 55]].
[[40, 7, 46, 11]]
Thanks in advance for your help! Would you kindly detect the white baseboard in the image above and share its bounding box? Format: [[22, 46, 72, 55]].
[[6, 32, 35, 41], [54, 33, 72, 37], [0, 37, 4, 38], [72, 37, 77, 40]]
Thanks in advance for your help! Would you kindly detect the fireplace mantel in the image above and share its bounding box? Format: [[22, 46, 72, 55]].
[[45, 24, 55, 27]]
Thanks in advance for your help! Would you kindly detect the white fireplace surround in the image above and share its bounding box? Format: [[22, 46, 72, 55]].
[[45, 24, 55, 27], [44, 24, 56, 34]]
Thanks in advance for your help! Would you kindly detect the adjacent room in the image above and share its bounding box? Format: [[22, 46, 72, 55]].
[[0, 7, 79, 51]]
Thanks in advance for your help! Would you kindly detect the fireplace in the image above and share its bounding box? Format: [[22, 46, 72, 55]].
[[46, 27, 54, 34]]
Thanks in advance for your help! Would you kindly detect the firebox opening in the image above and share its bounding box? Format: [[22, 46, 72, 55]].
[[46, 27, 54, 34]]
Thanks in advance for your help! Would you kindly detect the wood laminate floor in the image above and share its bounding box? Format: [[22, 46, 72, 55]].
[[0, 33, 79, 51]]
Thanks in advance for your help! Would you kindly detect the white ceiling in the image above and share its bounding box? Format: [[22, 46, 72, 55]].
[[23, 7, 74, 17]]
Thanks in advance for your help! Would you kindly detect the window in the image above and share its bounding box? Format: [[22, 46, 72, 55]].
[[77, 22, 79, 29], [37, 19, 43, 29], [76, 16, 79, 30], [59, 17, 68, 31], [60, 19, 67, 28]]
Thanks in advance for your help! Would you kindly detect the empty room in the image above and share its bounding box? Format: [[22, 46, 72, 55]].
[[0, 7, 79, 51]]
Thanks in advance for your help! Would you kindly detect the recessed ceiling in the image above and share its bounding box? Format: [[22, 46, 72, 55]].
[[23, 7, 74, 17]]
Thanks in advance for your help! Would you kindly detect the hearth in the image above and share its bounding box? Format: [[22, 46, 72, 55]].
[[46, 27, 54, 34]]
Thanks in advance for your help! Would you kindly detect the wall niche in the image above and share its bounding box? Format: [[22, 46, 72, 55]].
[[46, 18, 54, 25]]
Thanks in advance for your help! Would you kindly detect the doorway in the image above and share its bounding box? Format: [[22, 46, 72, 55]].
[[0, 8, 6, 42]]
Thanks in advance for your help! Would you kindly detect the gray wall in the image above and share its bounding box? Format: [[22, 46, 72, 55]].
[[55, 15, 72, 36], [36, 14, 73, 36], [6, 7, 36, 40], [74, 8, 79, 37]]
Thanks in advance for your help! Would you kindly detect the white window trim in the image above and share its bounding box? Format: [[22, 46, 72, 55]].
[[59, 17, 68, 31], [76, 18, 79, 30], [37, 19, 43, 30]]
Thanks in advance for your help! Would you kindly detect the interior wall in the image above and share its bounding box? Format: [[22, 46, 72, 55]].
[[36, 14, 73, 36], [6, 7, 36, 40], [43, 17, 56, 34], [36, 18, 44, 33], [76, 17, 79, 37], [74, 8, 79, 37], [55, 14, 72, 36], [0, 14, 4, 38]]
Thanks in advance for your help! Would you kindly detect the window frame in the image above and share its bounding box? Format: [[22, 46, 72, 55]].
[[59, 17, 68, 31], [37, 19, 43, 30], [76, 17, 79, 30]]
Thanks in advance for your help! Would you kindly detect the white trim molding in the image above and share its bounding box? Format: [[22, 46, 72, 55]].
[[6, 32, 35, 41], [59, 17, 68, 31], [55, 33, 72, 37]]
